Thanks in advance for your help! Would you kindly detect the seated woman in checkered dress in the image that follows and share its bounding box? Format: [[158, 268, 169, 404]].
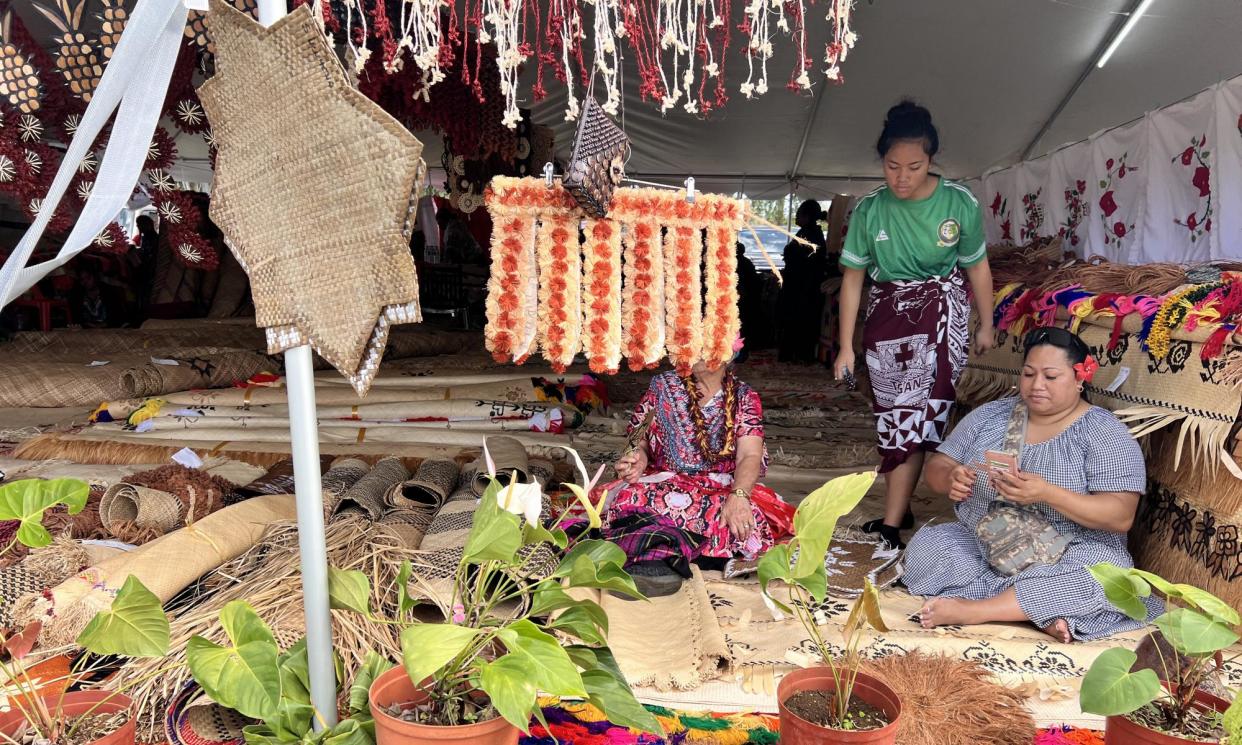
[[904, 327, 1162, 642]]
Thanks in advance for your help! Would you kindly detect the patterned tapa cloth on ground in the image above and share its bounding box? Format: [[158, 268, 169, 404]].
[[863, 271, 969, 473]]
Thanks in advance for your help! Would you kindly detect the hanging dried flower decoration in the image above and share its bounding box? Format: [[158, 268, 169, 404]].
[[581, 217, 624, 373], [484, 209, 540, 364], [484, 177, 746, 374], [536, 213, 582, 372]]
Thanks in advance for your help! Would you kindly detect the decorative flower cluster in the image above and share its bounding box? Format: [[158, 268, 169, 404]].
[[484, 177, 745, 375]]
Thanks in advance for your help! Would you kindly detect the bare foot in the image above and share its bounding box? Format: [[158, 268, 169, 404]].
[[918, 598, 983, 629], [1041, 618, 1072, 644]]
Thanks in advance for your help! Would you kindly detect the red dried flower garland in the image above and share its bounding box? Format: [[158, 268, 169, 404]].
[[537, 213, 581, 372], [620, 213, 665, 371], [485, 213, 539, 363], [582, 218, 623, 374], [703, 220, 739, 367], [664, 223, 703, 374]]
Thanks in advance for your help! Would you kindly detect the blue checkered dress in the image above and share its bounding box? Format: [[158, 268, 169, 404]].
[[903, 397, 1162, 641]]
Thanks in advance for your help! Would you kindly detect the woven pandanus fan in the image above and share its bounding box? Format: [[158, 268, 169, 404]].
[[31, 0, 104, 102], [0, 12, 43, 113]]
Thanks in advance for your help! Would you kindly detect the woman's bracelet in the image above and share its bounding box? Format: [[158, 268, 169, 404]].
[[732, 488, 752, 501]]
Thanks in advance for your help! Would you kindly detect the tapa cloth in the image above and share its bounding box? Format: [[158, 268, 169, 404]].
[[863, 270, 969, 473]]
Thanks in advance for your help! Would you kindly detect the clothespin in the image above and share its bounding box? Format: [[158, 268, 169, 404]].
[[543, 162, 555, 188], [684, 176, 696, 204]]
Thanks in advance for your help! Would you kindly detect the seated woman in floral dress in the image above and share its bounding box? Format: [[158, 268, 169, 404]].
[[905, 326, 1161, 642], [599, 351, 793, 596]]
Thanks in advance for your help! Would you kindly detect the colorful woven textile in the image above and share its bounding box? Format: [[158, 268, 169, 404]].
[[521, 699, 780, 745], [1033, 726, 1104, 744]]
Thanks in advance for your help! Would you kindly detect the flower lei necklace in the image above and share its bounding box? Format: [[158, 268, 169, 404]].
[[682, 371, 739, 463]]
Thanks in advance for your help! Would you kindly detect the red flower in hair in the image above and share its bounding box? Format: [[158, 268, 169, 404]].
[[1074, 356, 1099, 383]]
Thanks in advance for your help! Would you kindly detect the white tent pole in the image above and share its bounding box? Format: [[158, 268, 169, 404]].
[[253, 0, 337, 730]]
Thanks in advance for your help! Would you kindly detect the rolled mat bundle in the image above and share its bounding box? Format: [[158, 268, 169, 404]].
[[161, 378, 537, 407], [467, 435, 557, 496], [320, 457, 370, 516], [1, 539, 122, 629], [119, 349, 276, 397], [100, 464, 240, 544], [386, 458, 460, 512], [11, 494, 297, 649], [334, 457, 409, 520]]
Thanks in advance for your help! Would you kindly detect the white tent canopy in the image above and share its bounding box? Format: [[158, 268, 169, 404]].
[[14, 0, 1242, 197]]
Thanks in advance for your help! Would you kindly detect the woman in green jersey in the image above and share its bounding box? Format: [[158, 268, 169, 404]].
[[833, 101, 995, 550]]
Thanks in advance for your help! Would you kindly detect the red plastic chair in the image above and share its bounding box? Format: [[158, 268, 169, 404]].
[[10, 286, 72, 331]]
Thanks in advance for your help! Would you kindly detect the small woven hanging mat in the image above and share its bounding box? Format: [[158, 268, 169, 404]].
[[197, 0, 426, 395]]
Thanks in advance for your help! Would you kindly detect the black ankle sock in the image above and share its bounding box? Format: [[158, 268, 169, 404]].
[[878, 524, 905, 550]]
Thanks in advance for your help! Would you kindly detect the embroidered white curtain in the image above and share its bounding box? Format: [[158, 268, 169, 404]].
[[976, 76, 1242, 264]]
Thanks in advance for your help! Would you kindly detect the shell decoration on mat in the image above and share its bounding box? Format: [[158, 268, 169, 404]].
[[0, 11, 44, 114], [197, 0, 425, 396], [31, 0, 104, 102]]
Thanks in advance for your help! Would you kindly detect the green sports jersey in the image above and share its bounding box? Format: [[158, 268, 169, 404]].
[[840, 178, 987, 283]]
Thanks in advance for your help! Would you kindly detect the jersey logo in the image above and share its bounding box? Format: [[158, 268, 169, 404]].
[[875, 229, 889, 242], [937, 218, 961, 248]]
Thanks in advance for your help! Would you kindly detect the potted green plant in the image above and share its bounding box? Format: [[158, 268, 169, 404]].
[[0, 477, 142, 745], [324, 450, 661, 745], [1082, 563, 1242, 744], [758, 470, 904, 745]]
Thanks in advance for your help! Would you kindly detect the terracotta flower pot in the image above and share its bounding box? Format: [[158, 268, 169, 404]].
[[1104, 688, 1230, 745], [778, 667, 902, 745], [369, 665, 519, 745], [0, 690, 135, 745]]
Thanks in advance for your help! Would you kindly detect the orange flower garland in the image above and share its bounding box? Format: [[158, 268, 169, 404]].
[[703, 220, 740, 368], [484, 214, 538, 363], [582, 218, 624, 373], [620, 214, 666, 371], [484, 177, 746, 373], [664, 223, 703, 373], [536, 214, 581, 372]]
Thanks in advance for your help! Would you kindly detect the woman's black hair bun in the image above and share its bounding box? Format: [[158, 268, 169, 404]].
[[877, 99, 939, 159]]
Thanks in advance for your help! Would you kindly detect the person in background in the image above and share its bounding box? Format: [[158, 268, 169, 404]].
[[130, 214, 159, 321], [437, 208, 487, 266], [834, 100, 995, 550], [777, 199, 828, 362], [905, 327, 1159, 642], [735, 242, 762, 363], [77, 269, 109, 328]]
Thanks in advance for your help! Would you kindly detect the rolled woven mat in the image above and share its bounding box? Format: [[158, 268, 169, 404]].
[[75, 422, 571, 450], [157, 399, 571, 423], [375, 508, 433, 548], [10, 434, 493, 469], [321, 457, 372, 516], [200, 457, 268, 488], [335, 457, 409, 520], [315, 371, 556, 387], [11, 494, 297, 649], [472, 435, 529, 494], [100, 484, 188, 542], [161, 378, 538, 407], [130, 415, 545, 434], [119, 350, 276, 398], [385, 458, 460, 511], [0, 539, 120, 629], [233, 456, 332, 500], [165, 683, 252, 745]]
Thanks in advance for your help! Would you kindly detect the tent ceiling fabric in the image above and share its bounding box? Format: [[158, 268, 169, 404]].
[[12, 0, 1242, 196]]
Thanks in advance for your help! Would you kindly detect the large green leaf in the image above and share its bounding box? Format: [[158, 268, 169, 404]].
[[277, 638, 312, 706], [399, 623, 480, 685], [497, 619, 586, 697], [791, 472, 876, 578], [316, 718, 374, 745], [350, 652, 394, 719], [76, 575, 170, 658], [476, 655, 537, 733], [1153, 608, 1239, 657], [581, 669, 662, 734], [327, 567, 372, 615], [555, 548, 642, 598], [1132, 570, 1241, 626], [1223, 694, 1242, 742], [186, 601, 282, 720], [268, 699, 314, 741], [553, 540, 628, 576], [395, 560, 416, 615], [1079, 648, 1161, 717], [548, 605, 608, 645], [462, 487, 522, 565], [1088, 563, 1151, 622], [756, 544, 795, 612], [0, 478, 90, 549], [528, 582, 579, 618]]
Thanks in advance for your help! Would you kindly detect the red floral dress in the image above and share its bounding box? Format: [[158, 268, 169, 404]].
[[599, 371, 791, 562]]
